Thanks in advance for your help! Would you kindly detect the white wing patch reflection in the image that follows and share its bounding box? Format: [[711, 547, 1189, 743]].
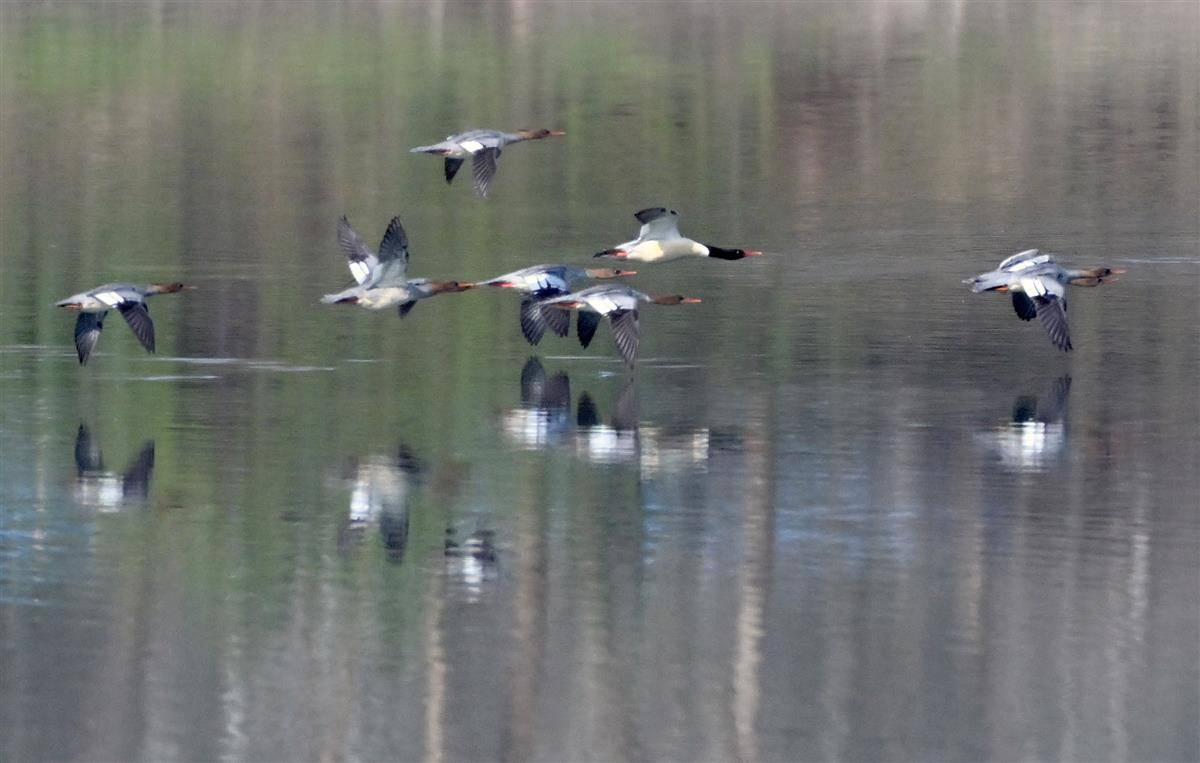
[[977, 377, 1071, 472]]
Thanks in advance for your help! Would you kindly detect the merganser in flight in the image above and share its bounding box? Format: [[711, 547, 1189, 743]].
[[593, 208, 762, 263], [472, 264, 636, 344], [55, 282, 195, 365], [538, 284, 701, 367], [964, 249, 1125, 351], [409, 128, 565, 197], [321, 215, 471, 317]]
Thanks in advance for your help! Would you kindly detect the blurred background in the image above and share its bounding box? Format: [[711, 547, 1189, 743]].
[[2, 2, 1197, 760]]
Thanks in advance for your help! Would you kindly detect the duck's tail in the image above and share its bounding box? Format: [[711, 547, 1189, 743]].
[[963, 270, 1011, 293]]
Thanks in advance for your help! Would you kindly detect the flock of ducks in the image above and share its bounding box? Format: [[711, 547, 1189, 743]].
[[55, 126, 1125, 367]]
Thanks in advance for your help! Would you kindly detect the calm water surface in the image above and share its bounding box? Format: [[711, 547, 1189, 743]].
[[2, 2, 1198, 761]]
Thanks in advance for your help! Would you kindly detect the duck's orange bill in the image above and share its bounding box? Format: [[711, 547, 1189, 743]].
[[682, 297, 703, 303]]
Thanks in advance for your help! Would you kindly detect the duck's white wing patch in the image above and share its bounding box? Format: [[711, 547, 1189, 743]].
[[1019, 276, 1049, 297], [531, 273, 569, 295], [95, 291, 125, 307], [349, 260, 372, 285], [589, 295, 622, 314], [460, 139, 484, 153], [637, 214, 682, 242]]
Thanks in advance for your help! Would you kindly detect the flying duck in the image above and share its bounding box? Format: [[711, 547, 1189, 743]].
[[593, 207, 762, 263], [964, 249, 1125, 351], [321, 215, 471, 317], [472, 264, 636, 345], [538, 284, 701, 367], [55, 282, 195, 365], [409, 128, 565, 197]]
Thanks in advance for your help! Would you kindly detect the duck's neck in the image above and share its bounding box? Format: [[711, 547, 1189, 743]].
[[1064, 266, 1115, 286]]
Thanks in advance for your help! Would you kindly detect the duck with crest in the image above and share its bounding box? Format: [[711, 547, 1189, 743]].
[[56, 282, 195, 365], [409, 128, 565, 197], [538, 284, 701, 367], [322, 215, 471, 318], [964, 249, 1125, 351], [471, 264, 637, 345]]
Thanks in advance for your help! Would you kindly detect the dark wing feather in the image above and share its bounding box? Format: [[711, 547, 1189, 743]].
[[576, 392, 600, 427], [471, 147, 500, 197], [612, 379, 639, 430], [542, 302, 571, 338], [1034, 296, 1072, 351], [634, 207, 669, 224], [74, 424, 104, 472], [377, 216, 409, 265], [337, 216, 375, 267], [1011, 291, 1037, 321], [577, 311, 601, 349], [1042, 375, 1072, 421], [608, 308, 640, 367], [444, 157, 465, 184], [119, 303, 156, 354], [520, 357, 546, 403], [74, 312, 106, 365], [519, 297, 547, 345], [121, 442, 156, 499], [397, 301, 418, 319], [544, 373, 571, 412]]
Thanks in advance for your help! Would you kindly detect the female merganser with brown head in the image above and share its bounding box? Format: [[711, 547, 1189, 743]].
[[409, 128, 565, 197], [55, 282, 195, 365], [321, 215, 471, 318], [964, 249, 1125, 351], [538, 284, 701, 367], [593, 207, 762, 264], [471, 264, 636, 345]]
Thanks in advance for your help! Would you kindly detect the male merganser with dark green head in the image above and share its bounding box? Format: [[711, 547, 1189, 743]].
[[471, 264, 636, 345], [593, 207, 762, 263], [538, 284, 701, 367], [409, 128, 565, 197], [55, 282, 195, 365], [964, 249, 1125, 351], [321, 215, 471, 318]]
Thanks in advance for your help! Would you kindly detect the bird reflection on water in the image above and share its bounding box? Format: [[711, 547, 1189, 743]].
[[72, 423, 155, 511], [977, 376, 1072, 472], [333, 445, 422, 561], [501, 357, 733, 473]]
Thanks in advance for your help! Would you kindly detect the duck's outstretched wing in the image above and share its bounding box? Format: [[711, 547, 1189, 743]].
[[998, 248, 1053, 272], [519, 298, 548, 345], [1012, 291, 1037, 321], [1019, 274, 1071, 351], [377, 216, 409, 266], [632, 207, 681, 242], [472, 147, 501, 197], [119, 303, 155, 354], [444, 157, 465, 184], [74, 312, 106, 365], [609, 308, 640, 367], [1035, 296, 1072, 351], [338, 216, 378, 285], [542, 301, 571, 338], [577, 311, 601, 349]]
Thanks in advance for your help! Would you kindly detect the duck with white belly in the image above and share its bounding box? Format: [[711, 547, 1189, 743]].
[[593, 207, 762, 264]]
